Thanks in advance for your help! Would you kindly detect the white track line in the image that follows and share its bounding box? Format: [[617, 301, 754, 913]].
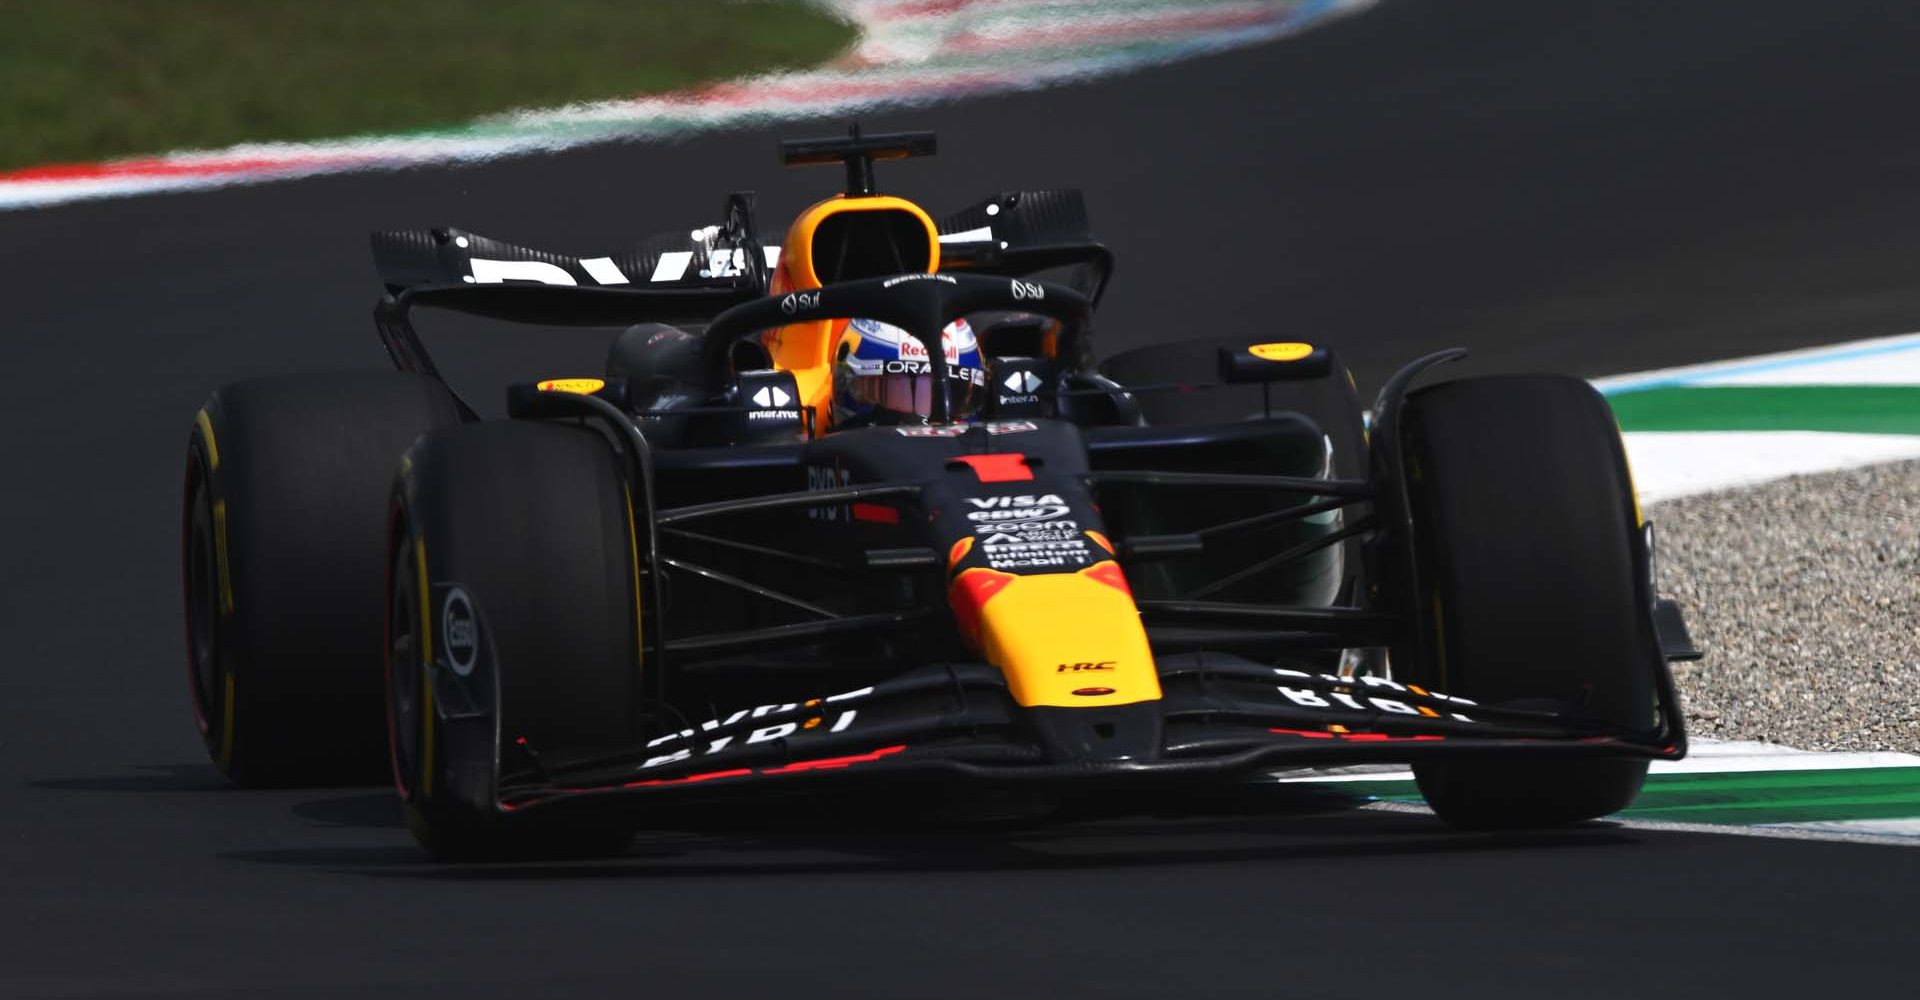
[[1623, 430, 1920, 503], [1277, 740, 1920, 785], [1594, 330, 1920, 393], [1358, 802, 1920, 848]]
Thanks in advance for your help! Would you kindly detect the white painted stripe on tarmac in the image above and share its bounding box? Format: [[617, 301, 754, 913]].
[[1361, 801, 1920, 846], [1609, 817, 1920, 847], [1699, 351, 1920, 386], [1654, 741, 1920, 773], [1590, 332, 1920, 501], [1594, 331, 1920, 394], [1758, 817, 1920, 839], [1275, 740, 1920, 785], [1622, 430, 1920, 504]]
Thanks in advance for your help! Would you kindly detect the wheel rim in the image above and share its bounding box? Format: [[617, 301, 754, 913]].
[[387, 523, 423, 799], [184, 453, 221, 744]]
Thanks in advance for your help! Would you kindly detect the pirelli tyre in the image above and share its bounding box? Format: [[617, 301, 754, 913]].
[[1395, 374, 1655, 830], [183, 372, 460, 786], [387, 421, 642, 861]]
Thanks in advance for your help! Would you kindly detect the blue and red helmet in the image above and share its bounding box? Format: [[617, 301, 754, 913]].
[[832, 317, 986, 426]]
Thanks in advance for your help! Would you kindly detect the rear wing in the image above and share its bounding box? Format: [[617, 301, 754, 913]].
[[371, 222, 768, 297], [372, 191, 772, 383], [370, 187, 1113, 380], [937, 189, 1115, 305]]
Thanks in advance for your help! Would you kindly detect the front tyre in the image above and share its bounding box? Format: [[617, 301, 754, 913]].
[[1395, 375, 1657, 830], [387, 421, 643, 860]]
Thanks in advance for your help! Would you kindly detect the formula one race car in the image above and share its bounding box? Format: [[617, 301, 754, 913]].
[[182, 128, 1701, 859]]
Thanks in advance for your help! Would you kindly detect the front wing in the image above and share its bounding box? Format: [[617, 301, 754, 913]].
[[493, 656, 1685, 815]]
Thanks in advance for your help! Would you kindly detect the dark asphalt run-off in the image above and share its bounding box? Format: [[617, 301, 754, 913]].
[[4, 1, 1919, 996]]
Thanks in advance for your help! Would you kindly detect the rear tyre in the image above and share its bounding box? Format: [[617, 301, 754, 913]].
[[1395, 375, 1655, 830], [387, 421, 642, 861], [183, 372, 459, 786]]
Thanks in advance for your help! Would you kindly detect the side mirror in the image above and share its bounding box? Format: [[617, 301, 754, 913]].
[[507, 377, 631, 419], [1217, 342, 1333, 383]]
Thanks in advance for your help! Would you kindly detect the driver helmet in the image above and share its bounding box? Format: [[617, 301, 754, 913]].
[[833, 317, 987, 426]]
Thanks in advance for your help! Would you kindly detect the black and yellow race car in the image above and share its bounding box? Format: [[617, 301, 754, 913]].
[[182, 128, 1700, 859]]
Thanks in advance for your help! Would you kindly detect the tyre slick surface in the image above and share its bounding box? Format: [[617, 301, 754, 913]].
[[183, 372, 459, 786], [1396, 374, 1656, 829], [388, 421, 640, 861]]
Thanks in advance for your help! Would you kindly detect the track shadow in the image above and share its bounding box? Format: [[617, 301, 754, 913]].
[[293, 792, 406, 829], [220, 786, 1647, 880], [30, 762, 230, 793]]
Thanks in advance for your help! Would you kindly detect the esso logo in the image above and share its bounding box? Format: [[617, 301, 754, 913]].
[[442, 588, 478, 677]]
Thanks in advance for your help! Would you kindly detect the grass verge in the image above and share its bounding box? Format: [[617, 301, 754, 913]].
[[0, 0, 856, 171]]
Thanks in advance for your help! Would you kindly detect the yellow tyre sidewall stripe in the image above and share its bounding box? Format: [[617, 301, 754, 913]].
[[1615, 420, 1646, 527], [211, 500, 234, 617], [194, 409, 220, 470], [624, 486, 645, 677], [195, 411, 235, 615], [196, 409, 239, 771]]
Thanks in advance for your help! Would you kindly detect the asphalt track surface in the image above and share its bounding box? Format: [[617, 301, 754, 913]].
[[6, 1, 1920, 996]]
